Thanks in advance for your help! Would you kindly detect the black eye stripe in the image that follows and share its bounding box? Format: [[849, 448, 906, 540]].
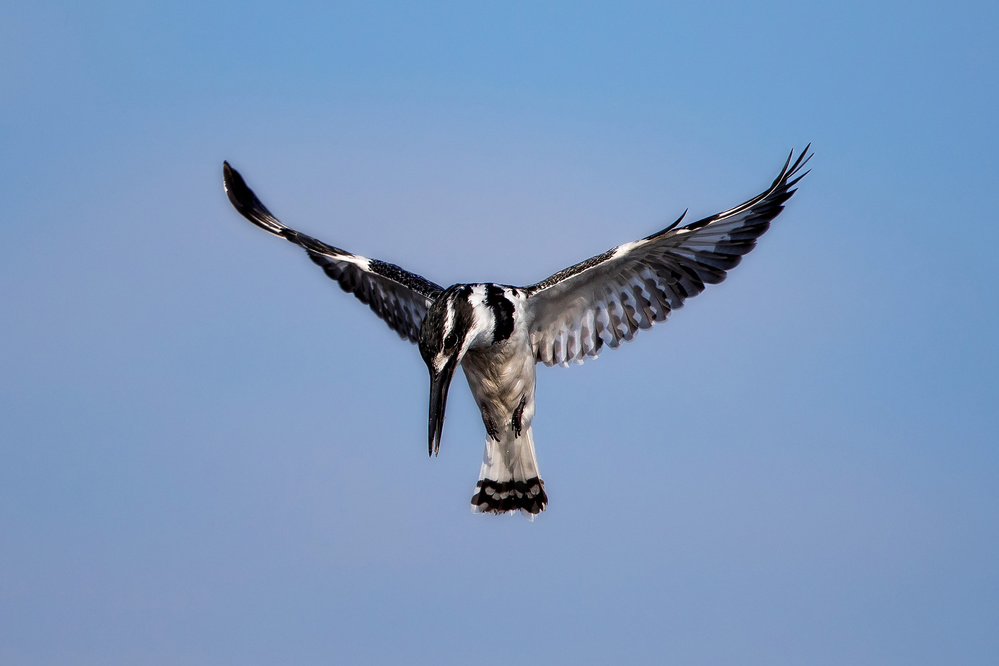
[[444, 332, 458, 350]]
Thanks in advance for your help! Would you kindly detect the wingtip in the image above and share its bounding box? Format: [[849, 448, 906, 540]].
[[220, 162, 287, 236], [793, 144, 814, 170], [222, 161, 240, 198], [785, 145, 814, 185], [221, 162, 253, 210], [664, 208, 688, 232]]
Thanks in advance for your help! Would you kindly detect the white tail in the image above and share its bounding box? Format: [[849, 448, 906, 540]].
[[470, 426, 548, 519]]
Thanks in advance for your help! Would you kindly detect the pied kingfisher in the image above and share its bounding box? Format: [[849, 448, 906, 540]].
[[222, 147, 811, 518]]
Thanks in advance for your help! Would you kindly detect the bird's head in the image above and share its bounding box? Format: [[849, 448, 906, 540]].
[[419, 285, 480, 457]]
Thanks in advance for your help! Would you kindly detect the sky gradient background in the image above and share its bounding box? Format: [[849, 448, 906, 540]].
[[2, 1, 997, 664]]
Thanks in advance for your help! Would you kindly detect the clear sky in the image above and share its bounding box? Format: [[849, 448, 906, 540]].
[[2, 1, 997, 664]]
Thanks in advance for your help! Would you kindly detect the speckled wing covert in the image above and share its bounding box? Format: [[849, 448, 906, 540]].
[[524, 147, 811, 367], [223, 162, 444, 344]]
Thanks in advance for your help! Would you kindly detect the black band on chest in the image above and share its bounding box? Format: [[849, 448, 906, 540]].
[[485, 284, 515, 343]]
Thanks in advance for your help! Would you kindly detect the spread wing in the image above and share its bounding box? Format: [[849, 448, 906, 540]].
[[223, 162, 444, 344], [524, 147, 811, 366]]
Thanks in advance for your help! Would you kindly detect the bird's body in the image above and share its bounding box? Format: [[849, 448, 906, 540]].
[[452, 286, 545, 514], [414, 281, 547, 514], [222, 147, 811, 518]]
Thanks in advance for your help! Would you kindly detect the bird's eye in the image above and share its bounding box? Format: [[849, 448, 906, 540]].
[[444, 333, 458, 351]]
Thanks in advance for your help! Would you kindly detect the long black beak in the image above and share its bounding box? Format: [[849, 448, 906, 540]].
[[428, 360, 457, 457]]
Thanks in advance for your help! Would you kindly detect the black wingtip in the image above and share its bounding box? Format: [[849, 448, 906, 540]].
[[780, 148, 795, 175], [221, 162, 287, 236], [664, 209, 688, 233], [222, 161, 235, 192], [772, 145, 813, 193], [222, 161, 251, 210], [791, 145, 813, 175]]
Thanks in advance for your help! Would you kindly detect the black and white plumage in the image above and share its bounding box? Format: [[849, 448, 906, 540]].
[[222, 147, 811, 518]]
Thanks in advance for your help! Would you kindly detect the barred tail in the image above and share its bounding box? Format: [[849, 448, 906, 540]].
[[471, 427, 548, 519]]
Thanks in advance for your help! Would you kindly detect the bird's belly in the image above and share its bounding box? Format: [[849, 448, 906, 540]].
[[461, 342, 536, 421]]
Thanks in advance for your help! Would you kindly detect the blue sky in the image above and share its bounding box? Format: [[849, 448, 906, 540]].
[[2, 1, 997, 663]]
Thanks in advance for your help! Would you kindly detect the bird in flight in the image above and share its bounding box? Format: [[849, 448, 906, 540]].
[[222, 147, 810, 518]]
